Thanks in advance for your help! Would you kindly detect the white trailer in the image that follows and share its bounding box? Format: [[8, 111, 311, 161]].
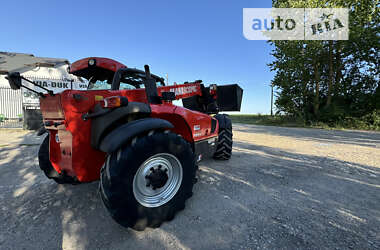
[[0, 52, 88, 129]]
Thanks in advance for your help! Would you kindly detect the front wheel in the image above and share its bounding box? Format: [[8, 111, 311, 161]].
[[99, 131, 196, 230], [213, 114, 233, 160]]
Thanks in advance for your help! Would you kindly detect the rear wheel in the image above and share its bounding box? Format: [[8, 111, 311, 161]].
[[213, 114, 233, 160], [99, 131, 196, 230], [38, 136, 77, 184]]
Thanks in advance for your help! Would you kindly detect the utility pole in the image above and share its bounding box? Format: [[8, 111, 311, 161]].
[[270, 84, 274, 116], [166, 74, 169, 85]]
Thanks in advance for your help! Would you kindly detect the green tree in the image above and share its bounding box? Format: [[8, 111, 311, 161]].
[[269, 0, 379, 125]]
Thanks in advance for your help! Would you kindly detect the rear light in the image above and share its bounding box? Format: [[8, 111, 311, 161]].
[[95, 95, 104, 101], [101, 96, 128, 108], [209, 84, 217, 99]]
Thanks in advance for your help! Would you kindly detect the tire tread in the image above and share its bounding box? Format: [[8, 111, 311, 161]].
[[213, 115, 233, 160]]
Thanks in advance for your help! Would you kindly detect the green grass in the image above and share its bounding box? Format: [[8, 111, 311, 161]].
[[229, 114, 380, 131], [230, 114, 305, 127]]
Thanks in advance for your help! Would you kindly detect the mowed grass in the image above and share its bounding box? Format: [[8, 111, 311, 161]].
[[229, 114, 380, 131], [229, 115, 305, 127]]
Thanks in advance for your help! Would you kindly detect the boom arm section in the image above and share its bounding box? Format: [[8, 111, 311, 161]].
[[157, 82, 203, 100], [157, 81, 243, 114]]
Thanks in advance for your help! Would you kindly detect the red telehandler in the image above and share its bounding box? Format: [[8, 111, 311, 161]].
[[3, 56, 242, 230]]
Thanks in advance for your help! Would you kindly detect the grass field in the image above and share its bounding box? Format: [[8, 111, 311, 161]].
[[229, 114, 305, 127], [229, 114, 380, 131]]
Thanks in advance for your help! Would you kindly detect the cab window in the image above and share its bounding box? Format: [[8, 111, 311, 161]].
[[87, 79, 137, 90], [87, 79, 111, 90], [119, 82, 137, 90]]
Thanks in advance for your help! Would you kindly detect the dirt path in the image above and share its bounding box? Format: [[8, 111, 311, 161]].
[[0, 125, 379, 249]]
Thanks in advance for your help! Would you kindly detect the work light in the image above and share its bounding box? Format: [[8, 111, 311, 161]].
[[88, 59, 96, 66]]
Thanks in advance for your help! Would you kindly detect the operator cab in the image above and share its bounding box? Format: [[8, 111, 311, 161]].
[[69, 57, 165, 90]]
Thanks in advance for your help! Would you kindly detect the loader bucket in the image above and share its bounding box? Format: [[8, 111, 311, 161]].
[[216, 84, 243, 112], [182, 84, 243, 113]]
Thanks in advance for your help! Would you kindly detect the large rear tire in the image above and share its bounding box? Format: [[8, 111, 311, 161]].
[[213, 114, 233, 160], [99, 131, 196, 231], [38, 136, 77, 184]]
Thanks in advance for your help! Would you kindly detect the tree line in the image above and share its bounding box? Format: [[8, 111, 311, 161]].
[[269, 0, 379, 128]]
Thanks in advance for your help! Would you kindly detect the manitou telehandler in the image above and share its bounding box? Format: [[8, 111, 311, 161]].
[[3, 56, 242, 230]]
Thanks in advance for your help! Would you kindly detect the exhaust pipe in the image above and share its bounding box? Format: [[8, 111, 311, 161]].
[[143, 65, 160, 104]]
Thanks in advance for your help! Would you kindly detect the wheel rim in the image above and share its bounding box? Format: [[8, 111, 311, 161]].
[[133, 153, 183, 208]]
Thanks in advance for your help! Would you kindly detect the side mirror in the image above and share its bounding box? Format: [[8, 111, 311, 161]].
[[5, 72, 22, 90]]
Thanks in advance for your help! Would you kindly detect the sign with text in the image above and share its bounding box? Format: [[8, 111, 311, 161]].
[[243, 8, 349, 40]]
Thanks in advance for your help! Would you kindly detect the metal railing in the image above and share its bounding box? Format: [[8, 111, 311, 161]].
[[0, 87, 23, 128]]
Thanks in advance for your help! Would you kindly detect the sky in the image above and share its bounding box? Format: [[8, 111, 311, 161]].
[[0, 0, 275, 114]]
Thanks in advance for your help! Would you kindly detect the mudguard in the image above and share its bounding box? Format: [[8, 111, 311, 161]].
[[99, 118, 174, 153], [91, 102, 151, 149]]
